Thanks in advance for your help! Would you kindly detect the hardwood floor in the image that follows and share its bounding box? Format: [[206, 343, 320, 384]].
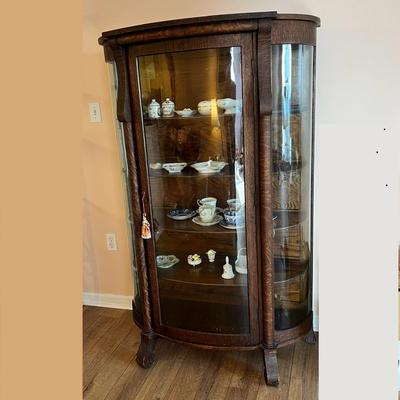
[[83, 306, 318, 400]]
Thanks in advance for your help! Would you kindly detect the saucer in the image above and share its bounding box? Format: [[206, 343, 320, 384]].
[[156, 255, 179, 269], [219, 220, 245, 230], [167, 208, 196, 220], [192, 215, 223, 226]]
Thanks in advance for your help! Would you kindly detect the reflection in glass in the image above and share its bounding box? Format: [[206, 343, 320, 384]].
[[271, 44, 314, 330], [136, 47, 250, 334]]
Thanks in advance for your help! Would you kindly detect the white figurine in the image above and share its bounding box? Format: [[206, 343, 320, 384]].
[[221, 256, 235, 279], [187, 254, 202, 267], [206, 249, 216, 262]]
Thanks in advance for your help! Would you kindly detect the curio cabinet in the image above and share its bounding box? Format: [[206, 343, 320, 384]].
[[99, 11, 320, 386]]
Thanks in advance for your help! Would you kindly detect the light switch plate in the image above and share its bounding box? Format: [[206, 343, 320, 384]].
[[105, 233, 117, 251], [89, 102, 102, 123]]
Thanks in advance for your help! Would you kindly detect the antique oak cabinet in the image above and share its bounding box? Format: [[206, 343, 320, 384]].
[[99, 11, 320, 386]]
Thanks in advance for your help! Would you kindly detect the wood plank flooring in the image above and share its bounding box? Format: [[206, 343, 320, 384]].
[[83, 306, 318, 400]]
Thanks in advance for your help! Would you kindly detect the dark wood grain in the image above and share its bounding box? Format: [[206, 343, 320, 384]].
[[257, 19, 275, 350], [110, 44, 157, 360], [271, 20, 317, 45], [99, 12, 320, 41], [128, 33, 260, 347], [263, 348, 279, 386], [99, 12, 319, 387]]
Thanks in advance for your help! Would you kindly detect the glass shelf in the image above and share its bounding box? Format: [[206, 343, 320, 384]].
[[144, 113, 239, 123], [153, 213, 243, 235], [149, 166, 234, 179], [157, 254, 247, 287]]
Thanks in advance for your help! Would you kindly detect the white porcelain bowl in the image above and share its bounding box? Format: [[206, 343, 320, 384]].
[[191, 160, 228, 174], [175, 108, 197, 117], [162, 162, 187, 173]]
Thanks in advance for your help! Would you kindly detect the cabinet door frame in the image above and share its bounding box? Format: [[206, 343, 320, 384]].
[[127, 33, 260, 346]]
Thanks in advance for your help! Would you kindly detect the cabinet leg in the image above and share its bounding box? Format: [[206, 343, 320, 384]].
[[263, 348, 279, 386], [304, 329, 317, 345], [136, 331, 157, 368]]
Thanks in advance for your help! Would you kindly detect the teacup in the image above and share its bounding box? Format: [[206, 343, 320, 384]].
[[198, 205, 215, 223], [197, 197, 217, 208], [227, 198, 240, 211], [223, 209, 237, 225]]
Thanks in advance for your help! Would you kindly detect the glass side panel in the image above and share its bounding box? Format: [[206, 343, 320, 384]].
[[271, 44, 314, 330], [137, 47, 250, 334]]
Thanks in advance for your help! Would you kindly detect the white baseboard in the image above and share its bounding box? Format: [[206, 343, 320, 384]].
[[83, 292, 133, 310]]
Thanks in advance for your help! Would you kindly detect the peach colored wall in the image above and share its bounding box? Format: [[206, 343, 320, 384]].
[[83, 16, 133, 295]]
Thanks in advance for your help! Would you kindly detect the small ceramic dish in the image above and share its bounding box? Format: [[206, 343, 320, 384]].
[[149, 162, 162, 170], [167, 208, 196, 220], [175, 108, 197, 117], [156, 255, 179, 269], [219, 220, 245, 230], [192, 214, 223, 226], [162, 162, 187, 173], [191, 160, 228, 174]]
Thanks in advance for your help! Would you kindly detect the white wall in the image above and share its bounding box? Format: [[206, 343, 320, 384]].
[[84, 2, 400, 397]]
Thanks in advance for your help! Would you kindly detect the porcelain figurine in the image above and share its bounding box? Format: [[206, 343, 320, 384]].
[[222, 256, 235, 279], [235, 248, 247, 274], [148, 99, 160, 118], [187, 254, 202, 267], [161, 98, 175, 117], [206, 249, 216, 262]]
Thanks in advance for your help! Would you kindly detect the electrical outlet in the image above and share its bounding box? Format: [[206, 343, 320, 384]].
[[106, 233, 117, 251], [89, 102, 102, 122]]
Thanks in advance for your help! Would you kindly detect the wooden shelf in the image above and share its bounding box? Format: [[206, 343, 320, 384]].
[[149, 165, 234, 179], [143, 113, 238, 124], [156, 254, 308, 289], [153, 207, 243, 235], [157, 254, 247, 287], [149, 162, 302, 177]]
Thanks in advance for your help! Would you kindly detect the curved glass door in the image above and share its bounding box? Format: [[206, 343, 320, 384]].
[[271, 44, 314, 330], [137, 46, 250, 334]]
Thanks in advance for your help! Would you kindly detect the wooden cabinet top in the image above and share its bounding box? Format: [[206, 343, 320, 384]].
[[99, 12, 320, 45]]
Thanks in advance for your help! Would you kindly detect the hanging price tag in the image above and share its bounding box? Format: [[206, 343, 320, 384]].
[[141, 191, 151, 239]]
